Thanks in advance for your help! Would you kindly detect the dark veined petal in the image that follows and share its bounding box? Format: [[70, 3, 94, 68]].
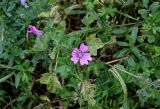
[[79, 43, 88, 53], [71, 48, 79, 57], [71, 56, 79, 64], [83, 53, 92, 61], [80, 57, 89, 65]]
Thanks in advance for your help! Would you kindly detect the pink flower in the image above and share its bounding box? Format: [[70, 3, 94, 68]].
[[28, 25, 42, 36], [71, 43, 92, 65], [20, 0, 29, 8]]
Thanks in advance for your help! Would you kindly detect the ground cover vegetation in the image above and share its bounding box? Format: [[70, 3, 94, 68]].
[[0, 0, 160, 108]]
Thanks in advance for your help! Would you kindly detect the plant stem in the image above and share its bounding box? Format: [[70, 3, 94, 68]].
[[0, 72, 15, 83], [105, 56, 128, 64], [0, 64, 14, 69]]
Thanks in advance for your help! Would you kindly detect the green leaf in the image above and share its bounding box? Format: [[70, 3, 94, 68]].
[[80, 80, 96, 106], [38, 5, 59, 18], [49, 48, 57, 60], [131, 26, 138, 44], [116, 10, 138, 21], [147, 35, 155, 43], [82, 13, 95, 27], [116, 41, 129, 47], [15, 72, 22, 88], [142, 0, 149, 8], [33, 37, 48, 51], [56, 65, 71, 77], [113, 48, 129, 58], [113, 28, 126, 34], [7, 2, 15, 12], [68, 27, 100, 36], [153, 79, 160, 88], [126, 56, 136, 67], [86, 33, 104, 56], [39, 95, 50, 102], [27, 67, 35, 72], [17, 95, 28, 103], [123, 0, 134, 7], [109, 67, 128, 108], [138, 9, 148, 18], [114, 64, 144, 80], [56, 57, 72, 78], [39, 72, 61, 93], [131, 47, 141, 58], [149, 2, 160, 14], [39, 73, 52, 84], [21, 73, 28, 82], [137, 36, 144, 43], [154, 46, 160, 57]]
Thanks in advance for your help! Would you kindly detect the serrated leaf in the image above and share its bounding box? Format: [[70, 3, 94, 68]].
[[39, 72, 61, 93], [38, 6, 59, 18], [86, 33, 104, 56], [149, 2, 160, 13], [49, 48, 56, 60], [82, 13, 95, 27], [138, 9, 148, 18], [33, 37, 48, 51], [80, 80, 96, 106], [39, 73, 52, 84], [56, 57, 72, 78]]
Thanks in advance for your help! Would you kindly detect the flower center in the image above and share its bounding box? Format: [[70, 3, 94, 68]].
[[78, 51, 84, 58]]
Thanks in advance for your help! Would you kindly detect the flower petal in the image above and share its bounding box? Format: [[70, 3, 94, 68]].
[[28, 25, 34, 30], [20, 0, 29, 8], [28, 25, 42, 36], [83, 53, 92, 61], [71, 56, 79, 64], [34, 29, 42, 36], [80, 58, 88, 65], [79, 43, 88, 53], [71, 48, 79, 57]]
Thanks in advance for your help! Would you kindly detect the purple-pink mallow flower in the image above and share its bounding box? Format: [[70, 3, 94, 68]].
[[28, 25, 42, 36], [71, 43, 92, 65], [20, 0, 29, 8]]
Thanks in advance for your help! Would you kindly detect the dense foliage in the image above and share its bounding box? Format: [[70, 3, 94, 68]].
[[1, 0, 160, 108]]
